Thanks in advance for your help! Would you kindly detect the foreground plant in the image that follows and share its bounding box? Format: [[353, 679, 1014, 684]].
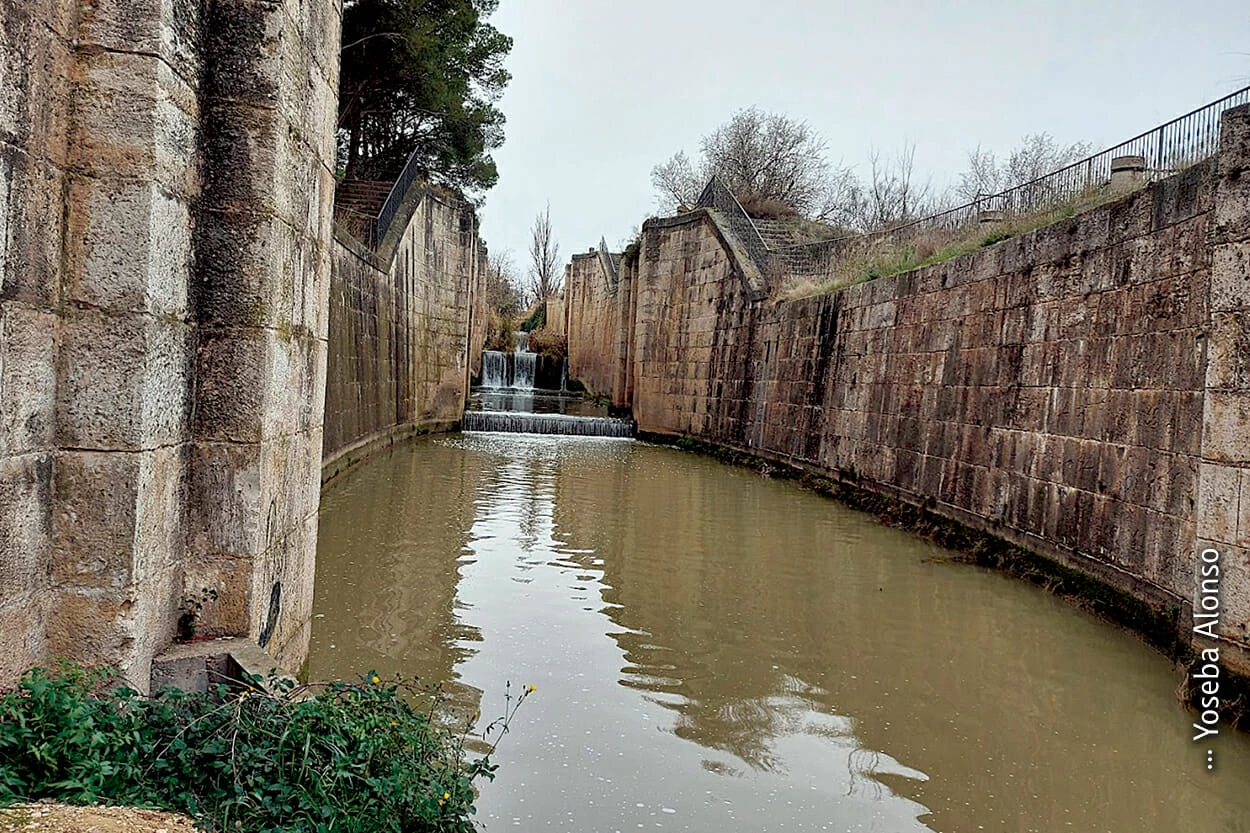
[[0, 663, 530, 833]]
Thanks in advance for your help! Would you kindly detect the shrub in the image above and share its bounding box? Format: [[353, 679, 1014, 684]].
[[0, 663, 529, 833], [526, 328, 566, 360]]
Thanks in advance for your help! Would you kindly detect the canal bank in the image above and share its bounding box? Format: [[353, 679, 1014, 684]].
[[557, 104, 1250, 692]]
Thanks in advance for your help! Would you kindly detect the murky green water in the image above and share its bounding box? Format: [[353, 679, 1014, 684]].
[[309, 435, 1250, 832]]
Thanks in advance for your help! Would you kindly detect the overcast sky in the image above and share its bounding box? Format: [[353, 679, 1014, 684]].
[[478, 0, 1248, 274]]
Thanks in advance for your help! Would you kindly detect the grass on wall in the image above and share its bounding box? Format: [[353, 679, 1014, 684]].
[[775, 184, 1129, 302]]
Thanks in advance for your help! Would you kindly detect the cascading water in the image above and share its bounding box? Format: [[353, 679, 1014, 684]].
[[513, 352, 536, 390], [512, 332, 535, 390], [463, 411, 634, 437], [469, 330, 631, 437], [481, 350, 507, 388]]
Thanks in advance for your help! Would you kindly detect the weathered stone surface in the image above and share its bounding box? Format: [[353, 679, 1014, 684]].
[[0, 0, 340, 689], [563, 107, 1250, 665], [323, 193, 488, 465]]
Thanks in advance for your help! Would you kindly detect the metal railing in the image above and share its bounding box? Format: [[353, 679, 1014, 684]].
[[376, 147, 427, 245], [598, 236, 619, 287], [782, 85, 1250, 264], [694, 177, 772, 270]]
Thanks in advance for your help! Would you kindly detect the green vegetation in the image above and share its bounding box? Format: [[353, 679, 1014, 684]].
[[0, 663, 531, 833], [338, 0, 512, 196]]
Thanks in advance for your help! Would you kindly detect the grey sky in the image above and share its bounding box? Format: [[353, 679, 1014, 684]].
[[480, 0, 1248, 275]]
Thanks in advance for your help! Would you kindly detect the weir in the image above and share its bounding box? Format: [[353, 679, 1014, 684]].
[[462, 411, 634, 437]]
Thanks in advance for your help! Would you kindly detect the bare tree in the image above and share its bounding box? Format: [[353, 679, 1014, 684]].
[[651, 107, 859, 223], [957, 133, 1093, 202], [486, 249, 522, 315], [853, 142, 932, 229], [527, 204, 561, 301]]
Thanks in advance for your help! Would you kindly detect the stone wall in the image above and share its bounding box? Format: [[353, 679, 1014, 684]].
[[562, 249, 637, 406], [567, 106, 1250, 675], [0, 0, 340, 688], [323, 193, 488, 476]]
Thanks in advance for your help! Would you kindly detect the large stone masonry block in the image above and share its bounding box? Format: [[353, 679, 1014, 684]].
[[64, 177, 192, 316], [0, 453, 52, 599], [1207, 312, 1250, 391], [1202, 392, 1250, 466], [56, 311, 191, 451], [0, 0, 74, 155], [1195, 539, 1250, 647], [0, 305, 57, 456], [198, 101, 297, 226], [1213, 106, 1250, 245], [201, 0, 282, 106], [1210, 241, 1250, 312], [52, 445, 185, 589], [195, 327, 315, 444], [195, 211, 299, 330], [188, 441, 262, 560], [0, 148, 68, 309], [1197, 462, 1242, 544], [69, 49, 198, 197], [0, 594, 46, 686], [76, 0, 202, 85]]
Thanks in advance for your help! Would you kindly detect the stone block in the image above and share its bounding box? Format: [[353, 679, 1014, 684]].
[[195, 210, 298, 329], [56, 310, 191, 450], [1202, 391, 1250, 465], [69, 49, 198, 195], [76, 0, 203, 85], [0, 148, 67, 309], [1197, 462, 1242, 544], [1206, 312, 1250, 391], [0, 305, 57, 455], [0, 594, 45, 685], [0, 453, 52, 598], [1213, 106, 1250, 244], [187, 441, 262, 559], [201, 0, 283, 106], [44, 588, 136, 670], [52, 450, 139, 588], [1210, 240, 1250, 312], [64, 177, 192, 317]]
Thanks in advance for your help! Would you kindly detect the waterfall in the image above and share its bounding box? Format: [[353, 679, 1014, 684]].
[[514, 331, 529, 353], [481, 350, 507, 388], [463, 411, 635, 437], [513, 351, 536, 390]]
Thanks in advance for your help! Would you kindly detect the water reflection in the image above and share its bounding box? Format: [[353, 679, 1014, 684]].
[[310, 435, 1250, 833]]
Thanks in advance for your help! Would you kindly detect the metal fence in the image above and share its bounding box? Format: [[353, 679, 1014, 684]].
[[694, 177, 772, 270], [789, 85, 1250, 262]]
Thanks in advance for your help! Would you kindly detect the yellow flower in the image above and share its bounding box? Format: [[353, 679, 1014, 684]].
[[443, 792, 450, 800], [526, 684, 536, 693], [438, 799, 444, 807], [390, 721, 398, 727], [371, 675, 380, 684]]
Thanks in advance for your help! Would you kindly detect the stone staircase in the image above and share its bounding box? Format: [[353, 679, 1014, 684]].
[[334, 179, 392, 219]]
